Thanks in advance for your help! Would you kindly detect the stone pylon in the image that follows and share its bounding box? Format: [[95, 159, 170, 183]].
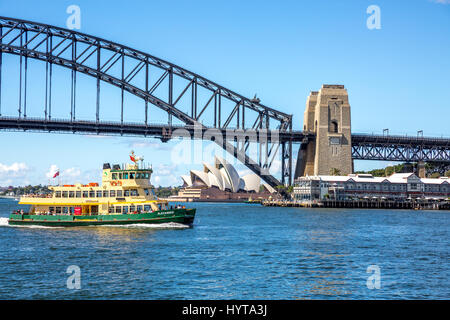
[[295, 85, 353, 178]]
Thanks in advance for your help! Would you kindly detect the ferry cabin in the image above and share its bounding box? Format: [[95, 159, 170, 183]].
[[19, 162, 167, 215]]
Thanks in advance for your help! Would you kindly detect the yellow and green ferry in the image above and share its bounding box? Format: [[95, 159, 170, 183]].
[[8, 153, 196, 227]]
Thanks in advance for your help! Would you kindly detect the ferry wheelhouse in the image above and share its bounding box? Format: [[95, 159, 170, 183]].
[[8, 154, 196, 227]]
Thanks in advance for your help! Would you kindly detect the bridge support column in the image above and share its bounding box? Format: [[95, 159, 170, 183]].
[[295, 85, 352, 178], [417, 161, 426, 178]]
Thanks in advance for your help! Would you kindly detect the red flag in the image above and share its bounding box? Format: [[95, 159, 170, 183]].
[[130, 155, 136, 162], [53, 171, 60, 178]]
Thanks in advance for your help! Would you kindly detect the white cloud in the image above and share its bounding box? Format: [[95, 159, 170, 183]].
[[45, 164, 59, 179], [430, 0, 450, 4], [63, 167, 81, 177], [155, 163, 178, 176], [0, 162, 29, 174], [0, 162, 31, 187]]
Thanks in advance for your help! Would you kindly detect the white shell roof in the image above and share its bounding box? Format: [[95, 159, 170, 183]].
[[215, 156, 241, 193], [203, 162, 224, 190], [181, 175, 192, 186], [190, 170, 210, 187], [180, 155, 276, 193], [242, 174, 260, 192]]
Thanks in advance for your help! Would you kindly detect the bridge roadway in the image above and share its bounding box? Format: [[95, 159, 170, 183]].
[[0, 117, 449, 164]]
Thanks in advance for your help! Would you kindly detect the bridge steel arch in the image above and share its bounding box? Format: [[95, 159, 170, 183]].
[[0, 16, 294, 187]]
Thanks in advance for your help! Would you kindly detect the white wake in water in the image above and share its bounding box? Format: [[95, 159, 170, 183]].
[[100, 222, 190, 229], [0, 217, 9, 227], [0, 217, 64, 229], [0, 217, 189, 229]]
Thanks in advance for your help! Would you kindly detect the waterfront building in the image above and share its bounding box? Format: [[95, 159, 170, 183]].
[[293, 173, 450, 202], [173, 156, 277, 201]]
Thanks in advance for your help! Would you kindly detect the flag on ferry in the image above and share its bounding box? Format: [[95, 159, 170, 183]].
[[130, 155, 136, 162], [53, 170, 60, 178]]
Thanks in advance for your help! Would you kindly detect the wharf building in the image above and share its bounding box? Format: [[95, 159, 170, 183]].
[[293, 173, 450, 202]]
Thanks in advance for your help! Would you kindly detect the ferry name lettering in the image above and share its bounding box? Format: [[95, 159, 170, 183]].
[[158, 211, 174, 215]]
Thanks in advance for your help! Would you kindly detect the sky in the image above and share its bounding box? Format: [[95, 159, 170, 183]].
[[0, 0, 449, 187]]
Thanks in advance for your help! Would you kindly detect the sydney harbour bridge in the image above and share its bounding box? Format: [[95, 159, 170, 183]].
[[0, 17, 449, 188]]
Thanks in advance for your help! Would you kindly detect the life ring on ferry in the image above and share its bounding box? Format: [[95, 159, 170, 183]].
[[111, 181, 117, 186]]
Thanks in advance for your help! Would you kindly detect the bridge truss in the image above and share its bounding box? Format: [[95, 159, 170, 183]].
[[351, 134, 450, 172], [0, 16, 294, 187], [1, 17, 449, 188]]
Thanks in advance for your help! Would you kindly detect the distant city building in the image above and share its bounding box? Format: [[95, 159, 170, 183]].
[[293, 173, 450, 202], [172, 156, 277, 202]]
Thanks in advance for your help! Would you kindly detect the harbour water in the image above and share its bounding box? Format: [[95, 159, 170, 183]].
[[0, 198, 448, 299]]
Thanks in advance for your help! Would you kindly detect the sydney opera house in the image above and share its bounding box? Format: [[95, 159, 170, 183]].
[[173, 156, 277, 202]]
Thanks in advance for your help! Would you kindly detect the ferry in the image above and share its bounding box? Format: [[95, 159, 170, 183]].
[[8, 152, 196, 227]]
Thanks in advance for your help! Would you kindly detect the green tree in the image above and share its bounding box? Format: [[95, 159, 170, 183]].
[[330, 168, 341, 176], [385, 166, 395, 176], [429, 172, 440, 179]]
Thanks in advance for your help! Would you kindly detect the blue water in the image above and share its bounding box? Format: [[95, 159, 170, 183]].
[[0, 198, 448, 299]]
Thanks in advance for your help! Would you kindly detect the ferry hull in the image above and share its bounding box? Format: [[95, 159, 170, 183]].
[[8, 209, 196, 227]]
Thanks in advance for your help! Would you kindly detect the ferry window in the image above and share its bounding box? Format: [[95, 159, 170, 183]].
[[130, 205, 136, 212], [55, 191, 61, 198], [123, 172, 129, 179], [89, 191, 95, 197], [62, 191, 68, 198], [56, 207, 62, 214], [110, 190, 116, 197], [136, 173, 142, 179], [123, 206, 129, 214], [83, 191, 88, 198], [144, 173, 149, 179], [69, 207, 74, 214], [144, 205, 151, 212], [137, 205, 143, 212], [131, 189, 138, 196], [112, 173, 117, 180], [76, 191, 81, 198], [69, 191, 75, 198], [49, 207, 55, 213], [144, 189, 149, 196], [108, 206, 114, 213], [115, 206, 122, 213], [119, 173, 123, 179], [103, 191, 109, 197], [124, 190, 130, 197], [130, 172, 135, 179], [96, 191, 102, 198], [63, 207, 68, 214], [117, 190, 123, 197]]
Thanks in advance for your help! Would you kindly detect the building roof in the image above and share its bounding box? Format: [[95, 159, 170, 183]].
[[182, 156, 273, 193], [298, 173, 449, 185]]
